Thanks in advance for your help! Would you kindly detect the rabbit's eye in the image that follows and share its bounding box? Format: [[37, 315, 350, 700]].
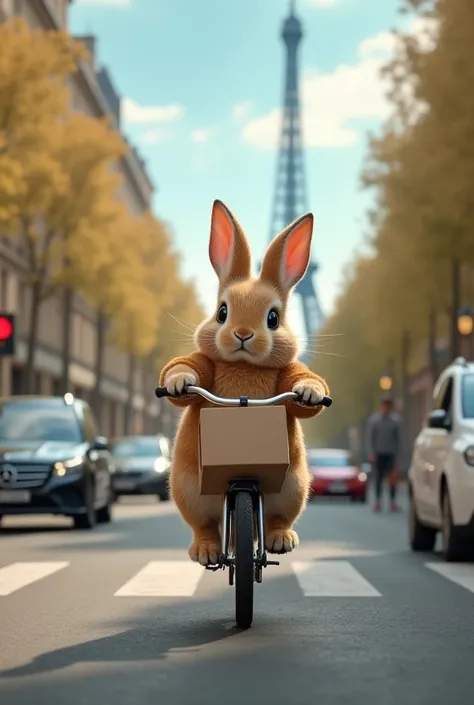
[[267, 309, 280, 330], [216, 303, 228, 324]]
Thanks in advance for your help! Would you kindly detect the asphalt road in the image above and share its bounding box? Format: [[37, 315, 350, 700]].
[[1, 490, 474, 705]]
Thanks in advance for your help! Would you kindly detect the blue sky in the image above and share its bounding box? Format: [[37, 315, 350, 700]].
[[70, 0, 407, 341]]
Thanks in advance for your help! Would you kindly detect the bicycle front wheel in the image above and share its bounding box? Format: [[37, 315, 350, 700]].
[[234, 491, 255, 629]]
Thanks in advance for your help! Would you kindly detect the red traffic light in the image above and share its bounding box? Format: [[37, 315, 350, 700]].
[[0, 316, 13, 341]]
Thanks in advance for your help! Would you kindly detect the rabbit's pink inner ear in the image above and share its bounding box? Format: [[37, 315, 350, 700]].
[[282, 214, 313, 288], [209, 202, 234, 277]]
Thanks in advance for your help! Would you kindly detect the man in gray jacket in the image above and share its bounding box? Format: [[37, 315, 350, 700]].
[[366, 398, 401, 512]]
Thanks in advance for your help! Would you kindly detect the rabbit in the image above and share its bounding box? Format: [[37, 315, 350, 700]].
[[159, 199, 330, 566]]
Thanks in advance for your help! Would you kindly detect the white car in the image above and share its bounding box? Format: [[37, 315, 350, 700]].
[[408, 357, 474, 561]]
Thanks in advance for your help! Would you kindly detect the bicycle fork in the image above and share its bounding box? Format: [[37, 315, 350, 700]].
[[206, 482, 279, 583]]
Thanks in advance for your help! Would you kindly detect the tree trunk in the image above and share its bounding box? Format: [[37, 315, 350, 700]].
[[124, 353, 135, 434], [24, 280, 42, 394], [60, 288, 73, 395], [428, 306, 438, 384], [450, 258, 461, 359], [92, 310, 106, 426]]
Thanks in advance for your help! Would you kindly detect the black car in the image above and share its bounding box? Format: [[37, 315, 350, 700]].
[[0, 395, 114, 529], [111, 435, 171, 501]]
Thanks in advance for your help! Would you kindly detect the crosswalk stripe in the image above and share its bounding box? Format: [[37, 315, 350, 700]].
[[114, 561, 204, 597], [0, 562, 69, 596], [425, 562, 474, 593], [4, 559, 474, 600], [291, 560, 381, 597]]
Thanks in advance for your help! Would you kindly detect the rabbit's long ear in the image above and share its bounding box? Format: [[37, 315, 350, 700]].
[[209, 200, 252, 289], [259, 213, 314, 296]]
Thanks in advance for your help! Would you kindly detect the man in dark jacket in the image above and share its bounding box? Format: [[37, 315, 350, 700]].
[[366, 398, 401, 512]]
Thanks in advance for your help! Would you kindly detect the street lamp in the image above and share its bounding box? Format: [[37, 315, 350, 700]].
[[379, 373, 393, 392], [457, 304, 473, 337]]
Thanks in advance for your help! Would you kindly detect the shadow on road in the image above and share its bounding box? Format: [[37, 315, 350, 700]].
[[1, 569, 473, 705]]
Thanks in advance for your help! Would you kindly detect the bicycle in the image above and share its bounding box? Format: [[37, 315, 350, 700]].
[[155, 384, 333, 629]]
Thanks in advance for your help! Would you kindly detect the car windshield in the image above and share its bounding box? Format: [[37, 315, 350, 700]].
[[0, 399, 82, 443], [462, 374, 474, 418], [308, 454, 352, 467], [112, 438, 162, 458]]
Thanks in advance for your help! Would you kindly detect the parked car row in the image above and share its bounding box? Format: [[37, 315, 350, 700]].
[[0, 394, 171, 530]]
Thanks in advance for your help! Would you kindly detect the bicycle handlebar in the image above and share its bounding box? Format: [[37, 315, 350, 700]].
[[155, 384, 332, 408]]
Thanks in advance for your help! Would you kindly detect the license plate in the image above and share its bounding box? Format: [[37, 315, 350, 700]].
[[329, 482, 347, 493], [114, 478, 137, 491], [0, 490, 31, 504]]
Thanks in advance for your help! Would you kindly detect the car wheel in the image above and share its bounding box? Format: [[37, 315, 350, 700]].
[[441, 486, 472, 562], [409, 491, 437, 552], [73, 480, 96, 530], [158, 489, 170, 502]]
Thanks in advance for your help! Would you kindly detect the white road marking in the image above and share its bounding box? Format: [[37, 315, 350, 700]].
[[426, 562, 474, 593], [114, 561, 204, 597], [0, 562, 69, 596], [291, 560, 381, 597]]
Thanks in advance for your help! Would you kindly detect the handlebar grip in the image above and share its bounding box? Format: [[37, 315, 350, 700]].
[[294, 393, 332, 408], [155, 386, 172, 398]]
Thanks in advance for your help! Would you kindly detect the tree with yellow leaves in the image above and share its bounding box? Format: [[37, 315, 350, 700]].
[[306, 0, 474, 451], [0, 17, 86, 229], [0, 17, 129, 391], [5, 109, 127, 393]]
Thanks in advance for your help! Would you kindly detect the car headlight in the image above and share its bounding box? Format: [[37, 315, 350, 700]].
[[463, 446, 474, 466], [357, 472, 368, 482], [154, 457, 167, 473], [54, 456, 84, 476]]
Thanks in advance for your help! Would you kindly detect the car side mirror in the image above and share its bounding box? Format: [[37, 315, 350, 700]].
[[427, 409, 450, 430], [93, 436, 109, 451]]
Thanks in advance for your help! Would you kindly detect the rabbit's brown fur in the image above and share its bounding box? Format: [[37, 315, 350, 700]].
[[159, 200, 330, 565]]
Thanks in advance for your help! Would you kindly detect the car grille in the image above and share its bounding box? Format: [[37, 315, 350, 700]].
[[0, 464, 51, 489]]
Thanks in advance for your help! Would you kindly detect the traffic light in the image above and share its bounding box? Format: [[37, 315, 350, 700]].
[[0, 313, 15, 356]]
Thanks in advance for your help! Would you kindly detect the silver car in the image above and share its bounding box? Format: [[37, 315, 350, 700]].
[[111, 435, 171, 501]]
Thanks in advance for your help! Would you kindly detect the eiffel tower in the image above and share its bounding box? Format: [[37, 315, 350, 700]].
[[267, 0, 324, 365]]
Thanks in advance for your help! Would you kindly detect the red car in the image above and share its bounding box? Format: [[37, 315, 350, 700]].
[[307, 448, 368, 503]]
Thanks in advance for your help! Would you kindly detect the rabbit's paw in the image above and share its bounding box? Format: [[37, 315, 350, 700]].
[[165, 366, 197, 395], [266, 528, 299, 554], [292, 379, 325, 406], [189, 539, 220, 566]]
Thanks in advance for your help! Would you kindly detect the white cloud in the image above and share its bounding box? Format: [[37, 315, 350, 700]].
[[359, 32, 397, 58], [122, 97, 184, 125], [140, 129, 167, 145], [232, 102, 251, 121], [241, 18, 435, 150], [191, 129, 210, 143], [77, 0, 131, 6]]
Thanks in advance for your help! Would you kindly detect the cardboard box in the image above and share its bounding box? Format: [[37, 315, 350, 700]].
[[198, 406, 290, 495]]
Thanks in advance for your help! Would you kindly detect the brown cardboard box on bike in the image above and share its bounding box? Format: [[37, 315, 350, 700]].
[[198, 406, 290, 495]]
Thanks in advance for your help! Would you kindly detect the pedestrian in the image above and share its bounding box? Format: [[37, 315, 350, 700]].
[[365, 398, 401, 512]]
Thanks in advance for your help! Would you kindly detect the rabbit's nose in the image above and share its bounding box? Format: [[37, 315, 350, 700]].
[[233, 328, 254, 342]]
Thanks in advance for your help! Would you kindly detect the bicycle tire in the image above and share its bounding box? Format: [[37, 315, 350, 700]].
[[234, 491, 255, 629]]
